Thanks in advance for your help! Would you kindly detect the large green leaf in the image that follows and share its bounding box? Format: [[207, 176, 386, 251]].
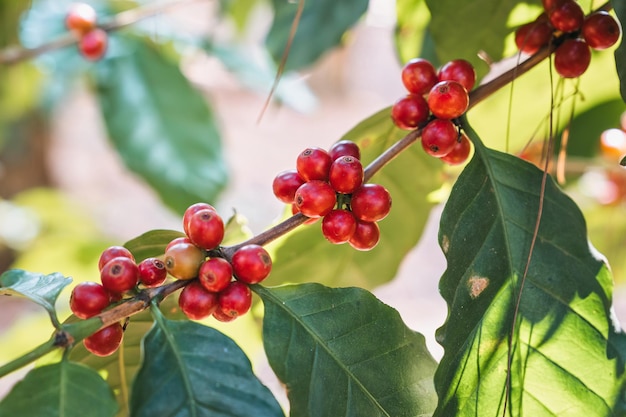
[[265, 108, 443, 289], [0, 361, 117, 417], [129, 309, 284, 417], [612, 0, 626, 104], [95, 38, 228, 215], [424, 0, 533, 78], [0, 270, 71, 327], [256, 283, 438, 416], [265, 0, 368, 71], [433, 120, 626, 416]]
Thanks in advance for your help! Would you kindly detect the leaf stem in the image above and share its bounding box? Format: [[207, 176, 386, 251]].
[[0, 337, 56, 378]]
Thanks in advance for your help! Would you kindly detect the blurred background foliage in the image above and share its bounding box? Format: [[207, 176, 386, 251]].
[[0, 0, 625, 401]]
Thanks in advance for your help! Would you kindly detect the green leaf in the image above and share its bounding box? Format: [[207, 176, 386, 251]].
[[0, 270, 71, 327], [0, 361, 117, 417], [129, 311, 284, 417], [95, 38, 228, 215], [255, 283, 438, 416], [265, 108, 444, 289], [123, 229, 185, 262], [433, 120, 626, 416], [265, 0, 368, 71], [612, 0, 626, 104], [394, 0, 431, 64], [424, 0, 524, 78]]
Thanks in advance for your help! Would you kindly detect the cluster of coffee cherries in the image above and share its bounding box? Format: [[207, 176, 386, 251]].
[[272, 140, 391, 251], [515, 0, 621, 78], [65, 2, 108, 61], [390, 58, 475, 166], [69, 202, 272, 357]]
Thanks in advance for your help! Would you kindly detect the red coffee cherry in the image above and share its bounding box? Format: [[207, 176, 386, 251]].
[[322, 209, 357, 244], [350, 184, 392, 222], [100, 257, 139, 294], [186, 209, 224, 250], [165, 236, 193, 253], [291, 203, 320, 225], [348, 220, 380, 251], [78, 28, 108, 61], [273, 170, 306, 204], [582, 11, 622, 50], [296, 147, 332, 181], [401, 58, 438, 95], [294, 180, 337, 218], [65, 3, 97, 35], [198, 257, 233, 293], [70, 282, 110, 319], [427, 81, 469, 120], [329, 156, 364, 194], [328, 140, 361, 161], [554, 38, 591, 78], [440, 133, 472, 165], [548, 0, 584, 33], [183, 203, 216, 236], [164, 242, 205, 280], [137, 258, 167, 287], [232, 244, 272, 284], [217, 281, 252, 320], [421, 118, 459, 157], [98, 246, 134, 271], [178, 281, 218, 320], [437, 59, 476, 92], [391, 94, 431, 130], [515, 15, 554, 55], [84, 322, 124, 357]]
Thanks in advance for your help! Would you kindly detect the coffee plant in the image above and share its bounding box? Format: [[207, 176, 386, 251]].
[[1, 0, 626, 416]]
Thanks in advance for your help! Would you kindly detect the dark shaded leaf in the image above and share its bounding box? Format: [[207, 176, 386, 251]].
[[612, 0, 626, 104], [433, 120, 626, 416], [130, 311, 284, 417], [265, 108, 443, 289], [0, 361, 117, 417], [95, 38, 228, 215], [265, 0, 368, 71], [256, 283, 438, 417]]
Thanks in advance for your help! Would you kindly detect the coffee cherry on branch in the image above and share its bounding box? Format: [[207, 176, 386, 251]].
[[348, 220, 380, 251], [401, 58, 438, 95], [294, 180, 337, 218], [273, 170, 305, 204], [198, 257, 233, 293], [165, 236, 193, 252], [186, 209, 224, 250], [100, 257, 139, 294], [296, 147, 332, 181], [231, 244, 272, 284], [164, 241, 205, 280], [329, 156, 364, 194], [70, 282, 111, 319], [554, 38, 591, 78], [98, 246, 135, 271], [427, 81, 469, 120], [350, 183, 392, 222], [548, 0, 584, 33], [322, 209, 357, 244], [291, 203, 320, 225], [437, 59, 477, 92], [65, 3, 97, 36], [391, 94, 431, 130], [84, 322, 124, 357], [183, 203, 216, 236], [178, 281, 218, 320], [217, 281, 252, 320], [329, 140, 361, 161], [582, 11, 621, 50], [440, 133, 472, 165], [137, 258, 167, 287], [421, 118, 459, 157], [515, 16, 554, 55], [78, 28, 108, 61]]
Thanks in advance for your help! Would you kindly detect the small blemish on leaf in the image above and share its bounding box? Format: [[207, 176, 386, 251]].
[[467, 275, 489, 299], [442, 235, 450, 254]]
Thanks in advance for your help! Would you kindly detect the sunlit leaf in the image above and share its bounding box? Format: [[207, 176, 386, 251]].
[[129, 311, 284, 417], [433, 120, 626, 416], [256, 283, 438, 416], [0, 361, 117, 417], [394, 0, 431, 64], [123, 229, 184, 262], [265, 108, 443, 289]]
